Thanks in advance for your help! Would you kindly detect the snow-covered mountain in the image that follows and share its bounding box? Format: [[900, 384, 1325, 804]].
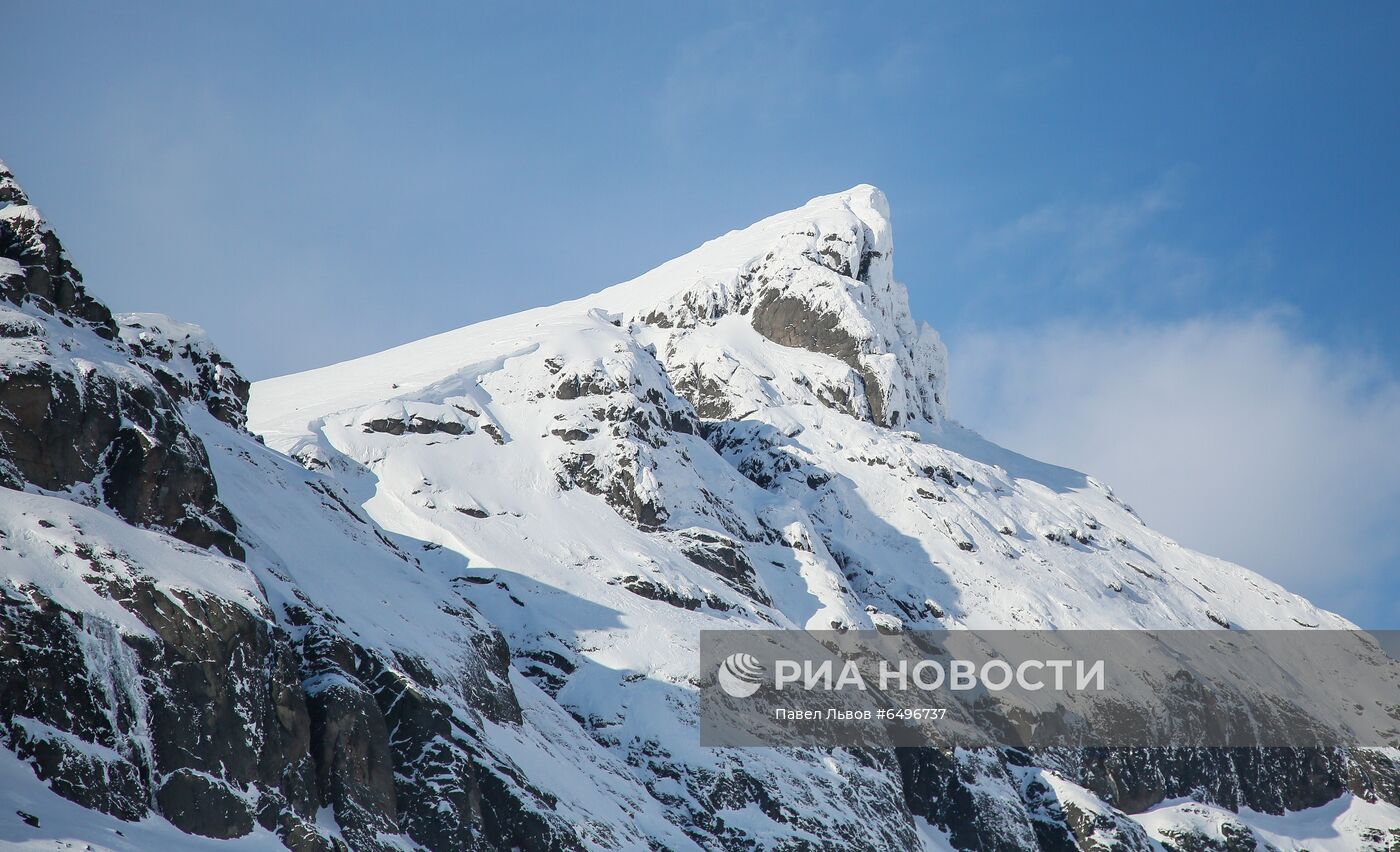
[[3, 160, 1398, 850]]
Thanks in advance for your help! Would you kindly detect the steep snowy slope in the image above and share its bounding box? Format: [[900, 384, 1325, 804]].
[[252, 185, 1395, 848], [254, 186, 1340, 634], [1, 159, 699, 851]]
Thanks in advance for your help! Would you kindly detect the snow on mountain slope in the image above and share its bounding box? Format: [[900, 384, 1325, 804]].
[[254, 186, 944, 433], [0, 487, 265, 635], [253, 185, 1340, 634], [2, 158, 700, 851], [186, 405, 700, 850], [1137, 793, 1400, 851], [251, 185, 1383, 848]]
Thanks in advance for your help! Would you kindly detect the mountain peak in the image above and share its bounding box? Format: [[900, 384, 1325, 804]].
[[589, 183, 894, 313], [255, 185, 947, 435], [0, 160, 114, 333], [786, 183, 890, 227], [802, 182, 890, 223], [584, 183, 946, 429]]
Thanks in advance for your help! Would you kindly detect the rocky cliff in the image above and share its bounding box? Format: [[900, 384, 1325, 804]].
[[0, 161, 688, 851]]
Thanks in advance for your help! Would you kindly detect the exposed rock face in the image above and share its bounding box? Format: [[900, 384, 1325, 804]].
[[0, 167, 113, 330], [119, 313, 252, 430], [0, 360, 240, 552], [1, 593, 149, 822], [0, 162, 591, 851], [750, 290, 892, 421], [0, 163, 242, 555], [897, 745, 1400, 851], [1, 525, 568, 850], [0, 508, 324, 849], [289, 620, 554, 851], [1056, 746, 1396, 816], [898, 747, 1041, 850]]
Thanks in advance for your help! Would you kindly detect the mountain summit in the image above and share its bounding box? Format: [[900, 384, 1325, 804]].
[[588, 184, 948, 429], [4, 166, 1396, 850], [257, 185, 947, 434]]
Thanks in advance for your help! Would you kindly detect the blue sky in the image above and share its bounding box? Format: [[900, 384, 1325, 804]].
[[3, 2, 1398, 625]]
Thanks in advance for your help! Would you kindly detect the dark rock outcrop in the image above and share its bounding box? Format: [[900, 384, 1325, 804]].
[[0, 162, 576, 851], [0, 163, 243, 555], [119, 314, 252, 430], [0, 167, 114, 331], [750, 290, 893, 426], [898, 748, 1040, 850], [1, 578, 322, 847], [292, 621, 563, 852]]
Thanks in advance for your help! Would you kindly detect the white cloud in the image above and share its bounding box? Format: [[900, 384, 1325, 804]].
[[948, 313, 1400, 626]]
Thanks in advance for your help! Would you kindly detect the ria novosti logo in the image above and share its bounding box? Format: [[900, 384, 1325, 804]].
[[717, 653, 766, 698], [715, 652, 1106, 698]]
